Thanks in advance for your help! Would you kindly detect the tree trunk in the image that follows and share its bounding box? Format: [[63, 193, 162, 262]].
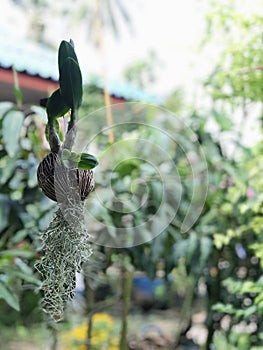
[[120, 254, 133, 350], [85, 277, 95, 350]]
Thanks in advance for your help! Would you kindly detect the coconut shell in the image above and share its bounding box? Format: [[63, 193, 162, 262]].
[[37, 152, 94, 202]]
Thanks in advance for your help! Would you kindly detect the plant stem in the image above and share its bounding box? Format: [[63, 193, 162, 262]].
[[48, 322, 58, 350], [85, 277, 95, 350], [68, 108, 77, 132], [64, 108, 77, 151], [51, 328, 58, 350], [48, 123, 60, 153], [174, 276, 195, 344], [120, 253, 133, 350]]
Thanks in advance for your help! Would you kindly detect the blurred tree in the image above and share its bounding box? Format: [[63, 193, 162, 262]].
[[71, 0, 132, 46], [76, 0, 132, 145], [10, 0, 51, 44], [123, 51, 160, 89]]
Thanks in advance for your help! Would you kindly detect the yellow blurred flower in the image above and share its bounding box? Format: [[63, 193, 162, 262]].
[[61, 312, 116, 350], [109, 337, 120, 350]]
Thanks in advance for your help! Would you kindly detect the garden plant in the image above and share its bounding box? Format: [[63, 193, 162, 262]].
[[0, 2, 263, 348]]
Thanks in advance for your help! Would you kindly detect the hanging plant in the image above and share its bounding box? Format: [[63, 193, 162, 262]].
[[35, 40, 98, 322]]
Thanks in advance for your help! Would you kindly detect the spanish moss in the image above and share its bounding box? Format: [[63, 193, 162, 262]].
[[35, 202, 92, 322]]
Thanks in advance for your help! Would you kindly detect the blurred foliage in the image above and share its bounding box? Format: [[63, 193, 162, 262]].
[[1, 2, 263, 347], [200, 1, 263, 348], [80, 82, 105, 118], [204, 0, 263, 105], [123, 51, 161, 89], [0, 100, 55, 324]]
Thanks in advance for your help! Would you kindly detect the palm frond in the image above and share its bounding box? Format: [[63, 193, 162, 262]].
[[105, 0, 119, 38], [115, 0, 132, 25]]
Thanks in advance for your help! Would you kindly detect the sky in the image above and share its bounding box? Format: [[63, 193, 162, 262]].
[[78, 0, 212, 96], [99, 0, 209, 93], [0, 0, 211, 97]]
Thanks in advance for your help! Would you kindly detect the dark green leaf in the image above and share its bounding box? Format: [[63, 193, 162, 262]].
[[46, 89, 69, 122], [0, 280, 20, 311], [2, 110, 24, 157], [58, 40, 78, 75], [78, 153, 98, 170], [59, 57, 83, 109]]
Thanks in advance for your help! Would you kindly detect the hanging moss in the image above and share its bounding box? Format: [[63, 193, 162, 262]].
[[35, 205, 92, 321]]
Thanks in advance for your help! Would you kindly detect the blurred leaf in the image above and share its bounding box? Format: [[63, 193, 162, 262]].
[[9, 230, 28, 245], [9, 171, 24, 190], [199, 236, 213, 267], [30, 105, 48, 122], [10, 270, 41, 286], [173, 239, 189, 263], [12, 67, 23, 107], [28, 162, 38, 188], [2, 110, 24, 157], [243, 305, 257, 318], [213, 110, 233, 131], [0, 280, 20, 311], [0, 194, 10, 232], [0, 102, 14, 118], [212, 302, 235, 314], [115, 159, 140, 177], [0, 250, 35, 259], [151, 234, 165, 261], [186, 232, 199, 262]]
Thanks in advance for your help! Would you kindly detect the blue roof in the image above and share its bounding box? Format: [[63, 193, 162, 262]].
[[0, 33, 162, 104], [94, 78, 162, 104], [0, 33, 58, 80]]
